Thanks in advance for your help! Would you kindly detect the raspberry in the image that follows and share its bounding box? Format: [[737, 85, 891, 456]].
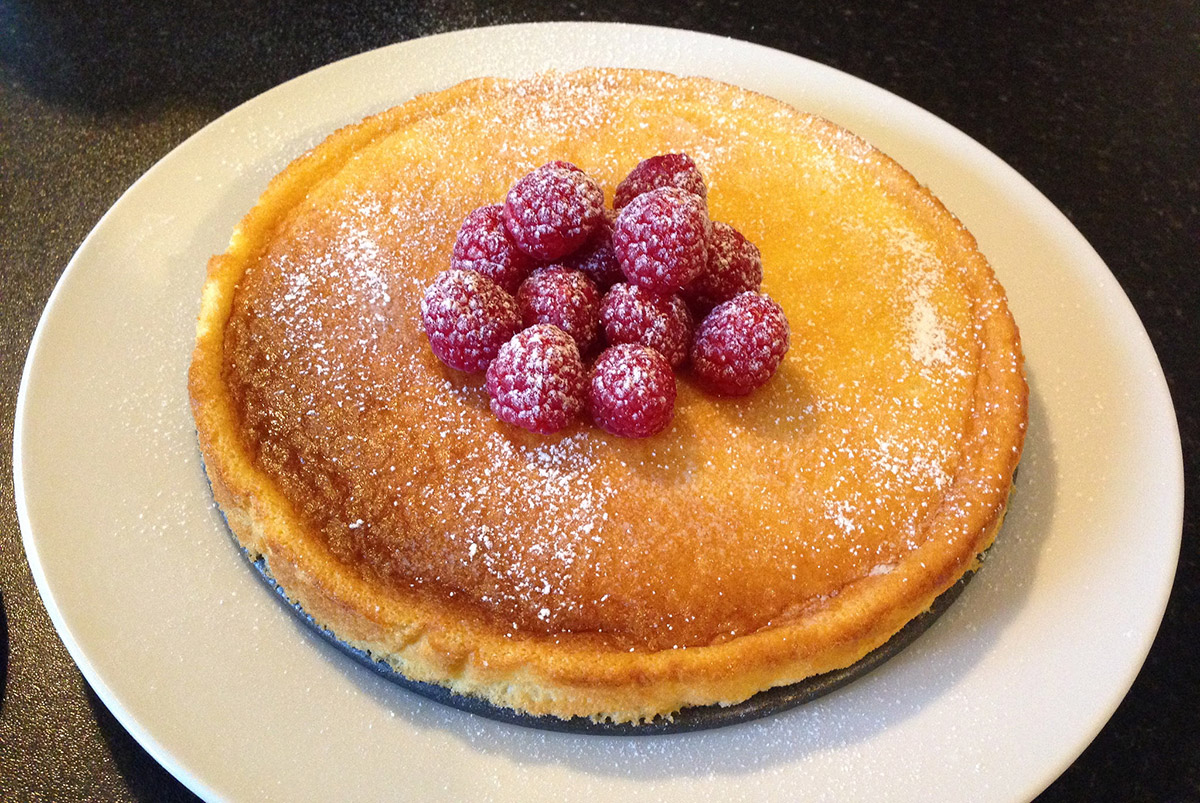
[[612, 187, 710, 295], [503, 162, 605, 261], [420, 269, 520, 373], [516, 267, 602, 352], [485, 324, 587, 434], [684, 221, 763, 314], [450, 204, 537, 294], [691, 292, 790, 395], [588, 344, 676, 438], [613, 153, 708, 209], [599, 283, 693, 367], [560, 209, 623, 290], [546, 159, 585, 173]]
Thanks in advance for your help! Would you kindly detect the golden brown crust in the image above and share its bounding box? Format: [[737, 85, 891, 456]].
[[188, 69, 1027, 722]]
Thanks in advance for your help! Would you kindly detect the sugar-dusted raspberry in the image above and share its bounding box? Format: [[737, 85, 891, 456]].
[[613, 153, 708, 209], [612, 187, 710, 295], [503, 162, 605, 261], [516, 267, 602, 351], [684, 220, 763, 314], [546, 159, 585, 173], [485, 324, 587, 434], [599, 282, 693, 367], [588, 344, 676, 438], [560, 209, 623, 290], [691, 292, 790, 396], [450, 204, 537, 293], [420, 269, 520, 373]]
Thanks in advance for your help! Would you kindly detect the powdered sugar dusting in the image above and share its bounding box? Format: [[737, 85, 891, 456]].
[[449, 430, 615, 625], [891, 227, 955, 370]]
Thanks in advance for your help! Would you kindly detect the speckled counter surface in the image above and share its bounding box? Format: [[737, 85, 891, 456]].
[[1, 2, 1196, 800]]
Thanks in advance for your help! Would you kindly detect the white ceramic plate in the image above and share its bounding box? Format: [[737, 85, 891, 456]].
[[15, 22, 1183, 803]]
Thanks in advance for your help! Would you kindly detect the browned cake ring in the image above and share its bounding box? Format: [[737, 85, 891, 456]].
[[189, 69, 1027, 723]]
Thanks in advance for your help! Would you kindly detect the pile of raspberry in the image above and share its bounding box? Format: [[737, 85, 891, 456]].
[[421, 154, 790, 438]]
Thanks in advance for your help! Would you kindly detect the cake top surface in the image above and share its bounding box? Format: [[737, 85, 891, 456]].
[[221, 70, 998, 650]]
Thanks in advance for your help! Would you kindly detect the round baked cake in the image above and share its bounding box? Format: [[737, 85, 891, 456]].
[[189, 69, 1027, 723]]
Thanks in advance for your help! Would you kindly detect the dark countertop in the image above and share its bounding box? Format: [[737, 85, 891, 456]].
[[1, 2, 1196, 800]]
